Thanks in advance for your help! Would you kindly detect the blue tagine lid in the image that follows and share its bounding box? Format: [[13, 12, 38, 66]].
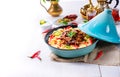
[[78, 9, 120, 43]]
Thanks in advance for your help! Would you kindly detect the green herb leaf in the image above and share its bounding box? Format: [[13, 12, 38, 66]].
[[51, 0, 59, 1], [60, 21, 68, 25], [67, 31, 76, 38], [55, 0, 59, 2], [65, 45, 71, 49], [85, 35, 90, 38], [42, 0, 46, 3], [83, 20, 88, 23]]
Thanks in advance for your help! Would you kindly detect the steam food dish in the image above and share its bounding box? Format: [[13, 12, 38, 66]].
[[48, 26, 95, 49], [45, 25, 98, 58], [53, 14, 78, 28]]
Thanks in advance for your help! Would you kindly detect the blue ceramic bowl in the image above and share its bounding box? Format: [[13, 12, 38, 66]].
[[44, 25, 98, 58]]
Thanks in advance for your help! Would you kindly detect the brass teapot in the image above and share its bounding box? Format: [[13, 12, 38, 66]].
[[80, 0, 119, 20], [40, 0, 63, 17]]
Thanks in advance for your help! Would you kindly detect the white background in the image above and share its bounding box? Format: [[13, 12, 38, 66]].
[[0, 0, 120, 77]]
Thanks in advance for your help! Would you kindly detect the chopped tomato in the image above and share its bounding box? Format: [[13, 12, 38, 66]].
[[81, 41, 88, 46], [49, 34, 54, 40], [88, 38, 93, 45], [64, 26, 72, 30], [73, 44, 79, 49]]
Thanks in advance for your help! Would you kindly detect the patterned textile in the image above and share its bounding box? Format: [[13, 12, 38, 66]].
[[50, 41, 120, 66]]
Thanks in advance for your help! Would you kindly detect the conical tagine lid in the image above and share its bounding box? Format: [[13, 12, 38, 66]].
[[79, 9, 120, 43]]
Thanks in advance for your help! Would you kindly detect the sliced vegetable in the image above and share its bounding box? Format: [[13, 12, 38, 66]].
[[64, 26, 71, 30], [65, 45, 71, 49], [88, 38, 93, 45], [49, 34, 55, 40], [53, 31, 62, 36], [83, 20, 88, 23], [85, 35, 90, 39], [59, 20, 68, 25], [42, 0, 46, 3], [40, 19, 46, 25]]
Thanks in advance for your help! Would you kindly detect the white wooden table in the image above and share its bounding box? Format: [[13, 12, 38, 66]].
[[0, 0, 120, 77]]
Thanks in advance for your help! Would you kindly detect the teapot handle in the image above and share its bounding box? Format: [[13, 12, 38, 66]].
[[40, 0, 48, 11], [107, 0, 119, 8]]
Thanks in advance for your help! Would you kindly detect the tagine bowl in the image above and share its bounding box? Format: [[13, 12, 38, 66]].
[[44, 25, 98, 58]]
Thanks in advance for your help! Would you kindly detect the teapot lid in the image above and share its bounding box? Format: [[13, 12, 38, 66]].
[[78, 9, 120, 43]]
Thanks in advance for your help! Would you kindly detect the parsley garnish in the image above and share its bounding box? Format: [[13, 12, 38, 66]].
[[67, 31, 76, 38]]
